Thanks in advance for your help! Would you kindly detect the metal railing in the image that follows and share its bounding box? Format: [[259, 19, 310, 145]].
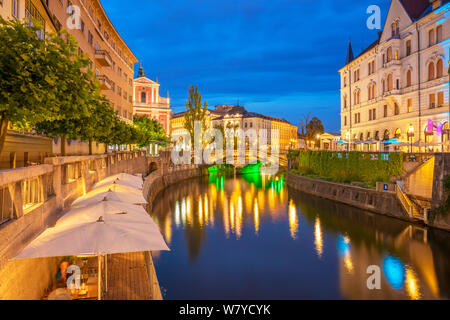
[[396, 181, 421, 220]]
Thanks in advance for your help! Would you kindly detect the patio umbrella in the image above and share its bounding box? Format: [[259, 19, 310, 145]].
[[382, 138, 406, 144], [101, 173, 143, 188], [93, 178, 143, 190], [337, 140, 348, 145], [12, 213, 169, 299], [412, 141, 436, 147], [91, 183, 143, 196], [72, 189, 147, 207], [56, 200, 152, 230]]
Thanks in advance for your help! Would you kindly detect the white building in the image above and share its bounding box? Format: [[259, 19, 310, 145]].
[[339, 0, 450, 152]]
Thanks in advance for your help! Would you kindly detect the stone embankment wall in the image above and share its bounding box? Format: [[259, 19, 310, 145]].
[[143, 165, 202, 213], [430, 154, 450, 231], [286, 172, 410, 222]]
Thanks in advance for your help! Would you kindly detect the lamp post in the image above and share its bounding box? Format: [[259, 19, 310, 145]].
[[448, 60, 450, 152], [408, 124, 414, 154], [316, 134, 321, 150], [346, 132, 350, 152]]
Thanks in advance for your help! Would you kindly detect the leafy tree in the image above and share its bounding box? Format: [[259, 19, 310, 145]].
[[133, 115, 169, 148], [305, 116, 324, 142], [183, 85, 208, 146], [0, 17, 100, 155]]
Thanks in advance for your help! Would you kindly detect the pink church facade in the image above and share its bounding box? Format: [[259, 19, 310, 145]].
[[133, 66, 172, 133]]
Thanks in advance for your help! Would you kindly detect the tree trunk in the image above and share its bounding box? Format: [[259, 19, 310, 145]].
[[61, 136, 66, 156], [105, 143, 108, 154], [89, 139, 93, 155], [0, 111, 9, 156]]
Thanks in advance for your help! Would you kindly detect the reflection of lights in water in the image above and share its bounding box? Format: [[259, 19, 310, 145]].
[[236, 196, 243, 239], [337, 235, 353, 273], [405, 267, 421, 300], [382, 256, 406, 290], [288, 200, 298, 240], [198, 195, 203, 227], [181, 198, 186, 225], [186, 197, 192, 225], [314, 217, 323, 258], [230, 203, 235, 233], [204, 194, 210, 226], [254, 199, 259, 235], [175, 201, 181, 227], [337, 235, 350, 256], [223, 196, 230, 237], [164, 214, 172, 245], [343, 252, 353, 273]]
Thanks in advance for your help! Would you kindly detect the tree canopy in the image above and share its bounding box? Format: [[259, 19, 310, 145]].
[[183, 85, 208, 146], [0, 17, 166, 156]]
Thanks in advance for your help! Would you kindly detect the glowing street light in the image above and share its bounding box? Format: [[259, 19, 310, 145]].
[[407, 124, 414, 154]]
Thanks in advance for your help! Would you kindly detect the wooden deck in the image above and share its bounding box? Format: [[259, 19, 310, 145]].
[[105, 251, 162, 300]]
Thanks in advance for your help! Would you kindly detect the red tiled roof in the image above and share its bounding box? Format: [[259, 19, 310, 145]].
[[400, 0, 430, 20]]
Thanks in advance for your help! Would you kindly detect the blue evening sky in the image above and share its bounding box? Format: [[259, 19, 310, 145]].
[[103, 0, 391, 132]]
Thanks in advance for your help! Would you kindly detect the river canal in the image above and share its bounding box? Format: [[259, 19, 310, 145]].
[[150, 173, 450, 300]]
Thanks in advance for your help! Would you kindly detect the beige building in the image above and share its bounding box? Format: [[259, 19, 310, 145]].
[[340, 0, 449, 152], [211, 106, 298, 153]]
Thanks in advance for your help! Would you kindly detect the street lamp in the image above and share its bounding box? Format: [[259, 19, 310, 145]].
[[346, 132, 350, 152], [448, 60, 450, 152], [408, 124, 414, 154], [316, 134, 321, 150]]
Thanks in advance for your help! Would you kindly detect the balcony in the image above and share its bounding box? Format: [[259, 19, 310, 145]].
[[96, 75, 112, 90], [95, 50, 112, 67]]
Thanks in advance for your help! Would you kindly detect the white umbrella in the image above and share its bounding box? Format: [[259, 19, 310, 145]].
[[93, 178, 143, 190], [12, 213, 169, 300], [91, 183, 143, 196], [56, 200, 152, 230], [13, 215, 168, 259], [100, 173, 143, 188], [72, 189, 147, 207]]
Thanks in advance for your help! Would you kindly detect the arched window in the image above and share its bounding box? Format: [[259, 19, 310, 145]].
[[394, 103, 400, 115], [372, 84, 376, 99], [428, 61, 435, 81], [436, 59, 443, 78], [406, 70, 411, 87], [387, 74, 393, 91], [368, 86, 372, 100], [387, 47, 393, 62], [383, 130, 390, 141], [343, 95, 347, 108], [375, 131, 380, 141], [141, 92, 146, 103]]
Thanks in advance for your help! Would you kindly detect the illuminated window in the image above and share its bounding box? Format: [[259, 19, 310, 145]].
[[407, 98, 412, 113], [436, 59, 443, 78], [438, 92, 444, 107], [429, 94, 436, 108], [12, 0, 19, 18], [428, 62, 435, 81]]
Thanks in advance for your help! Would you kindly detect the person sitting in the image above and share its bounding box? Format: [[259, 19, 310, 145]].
[[48, 279, 72, 300]]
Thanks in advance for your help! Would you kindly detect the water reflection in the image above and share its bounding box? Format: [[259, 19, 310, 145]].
[[150, 174, 450, 300]]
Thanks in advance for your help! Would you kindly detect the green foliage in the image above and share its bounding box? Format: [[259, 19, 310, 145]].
[[0, 17, 142, 154], [291, 151, 403, 187], [183, 85, 208, 145], [133, 115, 170, 147], [435, 175, 450, 217]]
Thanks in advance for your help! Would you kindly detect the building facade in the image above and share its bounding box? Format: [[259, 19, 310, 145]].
[[133, 66, 171, 133], [47, 0, 137, 123], [211, 106, 298, 153], [339, 0, 449, 152]]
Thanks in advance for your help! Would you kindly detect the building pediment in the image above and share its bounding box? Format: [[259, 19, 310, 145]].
[[134, 77, 159, 86]]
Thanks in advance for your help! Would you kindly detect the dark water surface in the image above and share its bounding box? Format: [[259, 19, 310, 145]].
[[150, 174, 450, 300]]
